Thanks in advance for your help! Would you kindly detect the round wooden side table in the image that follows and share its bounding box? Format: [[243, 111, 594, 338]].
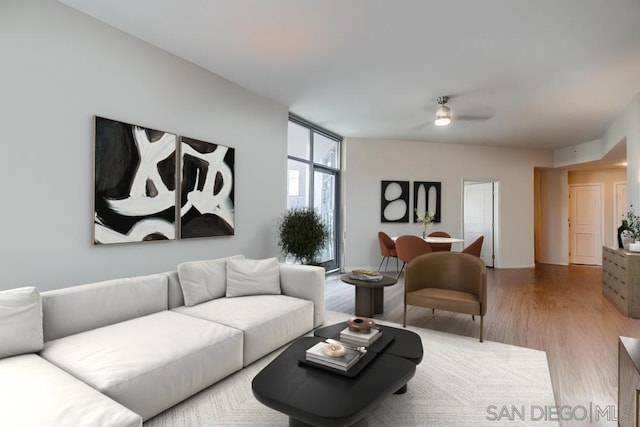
[[340, 274, 398, 317]]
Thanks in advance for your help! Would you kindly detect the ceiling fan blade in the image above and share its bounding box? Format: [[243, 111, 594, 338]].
[[453, 114, 494, 122], [411, 121, 434, 130]]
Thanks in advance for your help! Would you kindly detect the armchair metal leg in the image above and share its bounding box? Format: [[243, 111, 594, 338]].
[[432, 308, 435, 315], [377, 256, 387, 272], [480, 315, 484, 342], [472, 315, 475, 321], [397, 262, 406, 279]]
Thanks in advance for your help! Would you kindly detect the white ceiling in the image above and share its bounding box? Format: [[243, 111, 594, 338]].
[[60, 0, 640, 151]]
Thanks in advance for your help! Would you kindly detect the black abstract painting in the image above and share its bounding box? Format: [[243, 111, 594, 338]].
[[380, 180, 410, 223], [413, 181, 441, 223], [94, 116, 177, 244], [180, 137, 235, 238]]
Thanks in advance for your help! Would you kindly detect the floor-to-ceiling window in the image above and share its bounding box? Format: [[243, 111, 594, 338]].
[[287, 114, 341, 271]]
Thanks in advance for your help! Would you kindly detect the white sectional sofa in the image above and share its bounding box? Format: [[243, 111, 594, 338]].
[[0, 256, 325, 426]]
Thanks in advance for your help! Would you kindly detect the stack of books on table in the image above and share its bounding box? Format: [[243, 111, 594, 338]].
[[349, 269, 383, 282], [340, 327, 381, 347], [305, 341, 363, 371]]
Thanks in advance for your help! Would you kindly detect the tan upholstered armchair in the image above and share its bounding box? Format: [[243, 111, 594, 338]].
[[403, 252, 487, 341]]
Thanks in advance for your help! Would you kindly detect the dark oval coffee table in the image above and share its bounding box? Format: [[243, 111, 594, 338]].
[[340, 274, 398, 317], [252, 333, 419, 427]]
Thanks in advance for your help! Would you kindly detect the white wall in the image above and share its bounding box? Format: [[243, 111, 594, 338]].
[[536, 169, 569, 265], [555, 94, 640, 209], [343, 138, 553, 270], [553, 139, 604, 168], [0, 0, 288, 291], [606, 95, 640, 211], [542, 94, 640, 264]]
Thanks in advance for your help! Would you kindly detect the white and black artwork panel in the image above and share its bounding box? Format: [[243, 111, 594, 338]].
[[94, 116, 177, 244], [180, 137, 235, 238], [380, 180, 410, 223], [413, 181, 441, 223]]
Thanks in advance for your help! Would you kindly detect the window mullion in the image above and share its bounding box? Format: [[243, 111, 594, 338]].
[[309, 130, 315, 210]]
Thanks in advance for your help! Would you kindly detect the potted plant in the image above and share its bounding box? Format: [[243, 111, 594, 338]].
[[278, 207, 329, 265], [624, 205, 640, 245]]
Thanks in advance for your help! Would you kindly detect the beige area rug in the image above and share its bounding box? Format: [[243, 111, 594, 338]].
[[145, 311, 557, 426]]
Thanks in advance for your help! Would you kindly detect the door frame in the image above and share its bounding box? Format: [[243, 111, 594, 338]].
[[313, 165, 340, 271], [614, 181, 628, 246], [568, 183, 604, 265], [462, 179, 498, 267]]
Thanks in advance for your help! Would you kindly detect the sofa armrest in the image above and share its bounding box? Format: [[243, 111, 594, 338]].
[[279, 264, 325, 327]]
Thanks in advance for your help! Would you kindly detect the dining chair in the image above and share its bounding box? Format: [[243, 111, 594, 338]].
[[462, 236, 484, 258], [377, 231, 399, 272], [427, 231, 452, 252], [404, 252, 487, 341], [395, 235, 432, 278]]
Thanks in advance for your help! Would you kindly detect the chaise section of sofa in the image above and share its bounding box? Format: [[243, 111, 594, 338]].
[[0, 353, 142, 427], [0, 286, 142, 427], [39, 273, 244, 421]]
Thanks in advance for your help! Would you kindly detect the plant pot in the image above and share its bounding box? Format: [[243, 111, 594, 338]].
[[621, 230, 635, 251]]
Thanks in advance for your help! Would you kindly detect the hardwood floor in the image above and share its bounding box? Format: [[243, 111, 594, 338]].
[[326, 263, 640, 424]]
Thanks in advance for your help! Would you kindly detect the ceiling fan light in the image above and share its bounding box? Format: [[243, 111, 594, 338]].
[[434, 117, 451, 126], [435, 105, 451, 126]]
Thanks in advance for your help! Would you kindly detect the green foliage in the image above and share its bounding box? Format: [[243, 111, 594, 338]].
[[278, 207, 329, 265]]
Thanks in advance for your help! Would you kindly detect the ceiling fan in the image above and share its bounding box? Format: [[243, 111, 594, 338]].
[[434, 96, 452, 126], [430, 95, 494, 127]]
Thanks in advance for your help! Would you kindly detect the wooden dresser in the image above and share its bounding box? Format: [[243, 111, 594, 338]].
[[619, 337, 640, 426], [602, 246, 640, 318]]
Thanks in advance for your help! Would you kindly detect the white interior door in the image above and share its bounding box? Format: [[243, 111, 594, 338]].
[[569, 184, 603, 265], [463, 181, 494, 267]]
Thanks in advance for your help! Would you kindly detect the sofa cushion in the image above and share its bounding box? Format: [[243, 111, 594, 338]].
[[279, 263, 326, 327], [173, 295, 313, 366], [177, 254, 244, 306], [40, 310, 243, 421], [162, 270, 185, 309], [42, 273, 169, 341], [226, 257, 281, 297], [0, 354, 141, 427], [0, 287, 43, 358]]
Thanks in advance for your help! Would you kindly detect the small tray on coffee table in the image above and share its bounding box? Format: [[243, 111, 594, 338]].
[[315, 324, 395, 354], [299, 328, 396, 377], [315, 322, 424, 365], [298, 350, 379, 378]]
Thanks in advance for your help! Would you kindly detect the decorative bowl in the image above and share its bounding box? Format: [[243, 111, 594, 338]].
[[347, 317, 375, 333]]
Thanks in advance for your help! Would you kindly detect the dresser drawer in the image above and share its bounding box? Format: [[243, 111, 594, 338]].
[[602, 246, 638, 317]]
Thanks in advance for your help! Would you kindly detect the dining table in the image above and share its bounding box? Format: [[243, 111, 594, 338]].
[[391, 235, 464, 244]]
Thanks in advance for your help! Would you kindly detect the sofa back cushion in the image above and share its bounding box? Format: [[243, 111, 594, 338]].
[[226, 257, 281, 298], [0, 287, 43, 358], [162, 271, 185, 309], [42, 274, 169, 342], [177, 255, 244, 306]]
